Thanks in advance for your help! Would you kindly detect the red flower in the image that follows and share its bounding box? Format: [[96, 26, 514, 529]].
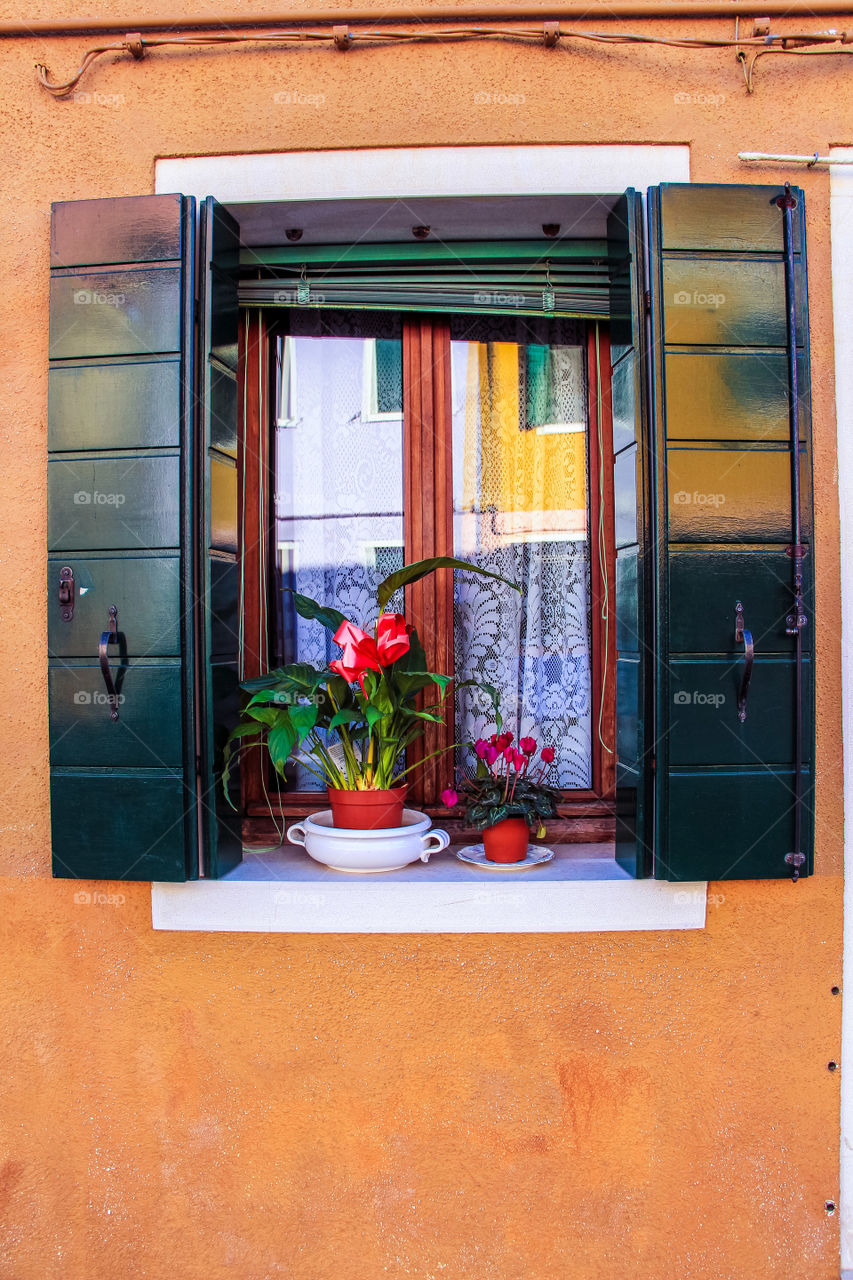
[[330, 614, 413, 689], [441, 787, 459, 808], [329, 620, 381, 687], [519, 736, 537, 755], [376, 612, 413, 666], [484, 744, 500, 766], [540, 746, 555, 764], [513, 750, 527, 770]]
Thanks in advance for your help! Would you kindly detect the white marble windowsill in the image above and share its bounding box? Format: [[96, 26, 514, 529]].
[[151, 844, 708, 933]]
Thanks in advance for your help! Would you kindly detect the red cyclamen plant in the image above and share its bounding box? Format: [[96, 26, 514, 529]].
[[441, 728, 560, 836]]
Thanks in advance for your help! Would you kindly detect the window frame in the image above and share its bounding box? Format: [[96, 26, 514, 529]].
[[238, 305, 617, 847]]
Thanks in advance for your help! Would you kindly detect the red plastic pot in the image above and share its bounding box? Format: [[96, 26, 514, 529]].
[[327, 785, 408, 830], [482, 817, 530, 863]]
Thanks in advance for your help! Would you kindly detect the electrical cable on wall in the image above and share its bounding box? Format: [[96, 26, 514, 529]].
[[34, 18, 853, 98]]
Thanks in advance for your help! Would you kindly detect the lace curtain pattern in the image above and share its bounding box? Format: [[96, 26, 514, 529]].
[[451, 322, 592, 789]]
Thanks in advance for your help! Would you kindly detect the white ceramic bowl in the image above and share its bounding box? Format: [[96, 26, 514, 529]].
[[287, 808, 450, 873]]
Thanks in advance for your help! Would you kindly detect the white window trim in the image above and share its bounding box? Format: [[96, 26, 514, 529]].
[[152, 143, 705, 934], [361, 338, 403, 422]]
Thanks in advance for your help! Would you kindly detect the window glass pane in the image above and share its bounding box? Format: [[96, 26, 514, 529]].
[[375, 339, 403, 414], [273, 311, 403, 789], [449, 315, 592, 789]]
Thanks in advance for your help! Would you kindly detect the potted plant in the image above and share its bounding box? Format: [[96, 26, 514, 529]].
[[442, 725, 561, 863], [223, 556, 518, 839]]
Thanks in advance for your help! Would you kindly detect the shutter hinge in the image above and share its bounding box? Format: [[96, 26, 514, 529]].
[[643, 289, 651, 314], [650, 754, 656, 774], [195, 754, 202, 776]]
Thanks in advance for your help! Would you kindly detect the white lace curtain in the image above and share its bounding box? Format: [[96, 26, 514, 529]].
[[450, 322, 592, 789]]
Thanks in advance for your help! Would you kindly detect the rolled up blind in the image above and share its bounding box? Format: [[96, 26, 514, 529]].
[[238, 240, 612, 319]]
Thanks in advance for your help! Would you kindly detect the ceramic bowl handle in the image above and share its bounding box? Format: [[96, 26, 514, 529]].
[[420, 829, 450, 862], [287, 822, 308, 847]]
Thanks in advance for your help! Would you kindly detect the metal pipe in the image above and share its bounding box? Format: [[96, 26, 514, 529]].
[[741, 152, 853, 166], [4, 1, 853, 38]]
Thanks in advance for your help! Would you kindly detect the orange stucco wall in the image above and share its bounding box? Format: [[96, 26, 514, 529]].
[[0, 5, 847, 1277]]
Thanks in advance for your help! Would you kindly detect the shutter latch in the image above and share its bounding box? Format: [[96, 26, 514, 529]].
[[58, 565, 75, 621], [98, 605, 122, 723], [734, 601, 754, 724]]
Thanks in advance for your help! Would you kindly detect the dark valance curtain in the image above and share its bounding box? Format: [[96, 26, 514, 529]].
[[238, 240, 612, 319]]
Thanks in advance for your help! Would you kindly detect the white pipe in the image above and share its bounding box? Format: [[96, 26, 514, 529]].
[[739, 151, 853, 166]]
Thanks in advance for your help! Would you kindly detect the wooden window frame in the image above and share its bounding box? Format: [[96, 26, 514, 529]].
[[239, 309, 617, 845]]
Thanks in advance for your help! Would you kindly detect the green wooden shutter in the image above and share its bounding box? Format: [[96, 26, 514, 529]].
[[197, 199, 242, 878], [48, 194, 243, 881], [608, 191, 654, 878], [648, 183, 814, 880]]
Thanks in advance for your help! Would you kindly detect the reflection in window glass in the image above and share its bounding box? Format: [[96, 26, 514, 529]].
[[450, 316, 592, 789], [274, 312, 404, 789]]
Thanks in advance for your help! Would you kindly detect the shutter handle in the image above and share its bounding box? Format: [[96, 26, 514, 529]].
[[99, 605, 121, 722], [734, 600, 754, 724]]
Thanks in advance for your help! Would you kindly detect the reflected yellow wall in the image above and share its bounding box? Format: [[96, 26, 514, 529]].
[[473, 342, 587, 518]]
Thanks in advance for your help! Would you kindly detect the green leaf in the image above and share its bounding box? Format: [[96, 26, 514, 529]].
[[400, 670, 452, 693], [289, 702, 318, 744], [365, 704, 384, 732], [221, 723, 265, 809], [283, 589, 347, 634], [244, 705, 280, 726], [377, 557, 521, 612], [328, 674, 353, 706], [267, 719, 297, 773], [393, 626, 428, 674], [224, 721, 266, 749], [242, 662, 326, 694], [328, 708, 362, 731]]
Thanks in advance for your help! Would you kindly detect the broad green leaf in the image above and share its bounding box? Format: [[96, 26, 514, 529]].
[[393, 626, 427, 674], [267, 719, 297, 773], [246, 689, 299, 708], [289, 702, 318, 743], [284, 589, 347, 634], [392, 671, 432, 700], [328, 708, 362, 731], [365, 704, 384, 732], [224, 721, 266, 748], [328, 674, 353, 706], [242, 662, 326, 693], [244, 705, 281, 726], [377, 556, 520, 612]]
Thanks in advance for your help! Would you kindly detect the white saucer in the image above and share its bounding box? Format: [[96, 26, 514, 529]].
[[455, 845, 555, 871]]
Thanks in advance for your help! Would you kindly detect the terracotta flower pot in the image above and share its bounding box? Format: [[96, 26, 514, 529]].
[[327, 785, 408, 830], [482, 817, 530, 863]]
